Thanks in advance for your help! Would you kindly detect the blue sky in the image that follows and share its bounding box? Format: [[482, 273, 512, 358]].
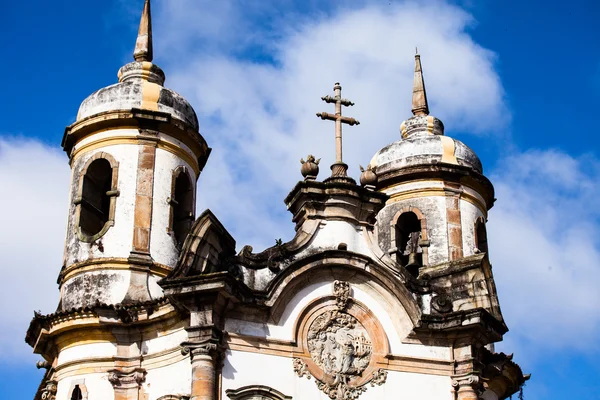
[[1, 0, 599, 398]]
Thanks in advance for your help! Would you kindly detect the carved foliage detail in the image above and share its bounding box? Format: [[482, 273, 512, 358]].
[[293, 358, 311, 380], [295, 281, 388, 400], [107, 368, 146, 389]]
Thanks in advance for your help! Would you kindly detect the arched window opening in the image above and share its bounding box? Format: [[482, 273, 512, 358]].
[[70, 385, 83, 400], [170, 170, 194, 248], [226, 385, 292, 400], [396, 212, 422, 277], [79, 159, 112, 237], [475, 218, 489, 254]]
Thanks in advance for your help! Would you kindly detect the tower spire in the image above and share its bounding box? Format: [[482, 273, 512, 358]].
[[411, 49, 429, 116], [133, 0, 153, 62]]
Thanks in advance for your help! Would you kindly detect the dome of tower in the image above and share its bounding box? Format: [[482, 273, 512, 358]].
[[370, 53, 482, 177], [75, 0, 198, 131], [76, 62, 199, 130], [370, 132, 483, 175]]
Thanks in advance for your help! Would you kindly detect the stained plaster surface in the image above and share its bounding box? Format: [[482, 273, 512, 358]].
[[370, 135, 482, 174], [224, 281, 451, 359], [77, 80, 199, 130], [460, 200, 486, 257], [222, 350, 452, 399], [64, 143, 138, 266], [150, 147, 197, 267], [241, 220, 385, 291], [376, 195, 450, 265], [56, 372, 112, 400]]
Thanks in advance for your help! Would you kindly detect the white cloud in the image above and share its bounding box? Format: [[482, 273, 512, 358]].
[[490, 150, 600, 357], [157, 0, 508, 248], [0, 138, 70, 362]]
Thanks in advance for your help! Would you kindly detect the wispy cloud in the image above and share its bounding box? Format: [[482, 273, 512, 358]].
[[0, 138, 70, 362], [155, 0, 508, 248], [491, 150, 600, 356]]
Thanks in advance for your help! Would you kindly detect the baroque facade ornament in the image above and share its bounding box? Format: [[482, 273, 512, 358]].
[[107, 368, 147, 389], [294, 281, 387, 399], [40, 380, 57, 400], [293, 358, 311, 379]]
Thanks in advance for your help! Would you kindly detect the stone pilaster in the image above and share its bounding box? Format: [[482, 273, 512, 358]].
[[452, 374, 481, 400], [182, 337, 223, 400], [108, 368, 147, 400], [444, 184, 464, 261]]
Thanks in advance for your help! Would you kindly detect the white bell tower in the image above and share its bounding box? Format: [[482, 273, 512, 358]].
[[58, 0, 210, 310]]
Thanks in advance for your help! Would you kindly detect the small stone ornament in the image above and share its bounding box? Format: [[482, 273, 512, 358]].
[[359, 164, 377, 187], [300, 155, 320, 180]]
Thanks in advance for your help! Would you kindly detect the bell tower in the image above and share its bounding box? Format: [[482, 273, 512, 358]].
[[59, 0, 210, 311], [370, 51, 494, 276]]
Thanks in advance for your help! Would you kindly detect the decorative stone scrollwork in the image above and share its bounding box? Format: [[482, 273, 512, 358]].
[[293, 358, 311, 380], [431, 294, 453, 314], [107, 368, 146, 389], [41, 380, 57, 400], [333, 280, 351, 310], [294, 281, 388, 399], [181, 340, 223, 361]]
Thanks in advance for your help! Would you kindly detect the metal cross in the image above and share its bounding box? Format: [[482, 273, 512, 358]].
[[316, 82, 360, 177]]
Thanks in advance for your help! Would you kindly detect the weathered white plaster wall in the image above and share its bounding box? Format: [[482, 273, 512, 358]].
[[64, 142, 139, 266], [60, 269, 130, 309], [56, 372, 113, 400], [222, 350, 453, 400], [144, 358, 192, 400], [460, 199, 486, 257], [143, 327, 188, 354], [57, 342, 117, 366], [150, 148, 196, 267], [225, 280, 450, 359]]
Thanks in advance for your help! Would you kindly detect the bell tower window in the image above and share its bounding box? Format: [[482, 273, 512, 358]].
[[74, 153, 120, 242], [70, 385, 83, 400], [475, 217, 489, 254], [391, 207, 429, 277], [169, 167, 194, 248], [396, 212, 422, 274]]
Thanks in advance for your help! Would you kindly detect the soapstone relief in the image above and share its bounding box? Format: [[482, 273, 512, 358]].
[[294, 281, 387, 399]]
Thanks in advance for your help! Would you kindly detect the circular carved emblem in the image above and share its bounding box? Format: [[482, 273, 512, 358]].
[[307, 310, 373, 377]]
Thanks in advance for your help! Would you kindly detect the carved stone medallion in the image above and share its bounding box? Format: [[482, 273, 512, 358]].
[[294, 281, 387, 400], [307, 310, 372, 377]]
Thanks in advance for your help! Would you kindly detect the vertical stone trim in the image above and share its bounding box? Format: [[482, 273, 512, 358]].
[[131, 135, 158, 261], [109, 329, 146, 400], [445, 184, 463, 260], [182, 341, 222, 400]]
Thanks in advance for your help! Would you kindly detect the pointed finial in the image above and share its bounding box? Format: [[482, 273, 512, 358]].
[[134, 0, 153, 62], [411, 50, 429, 116]]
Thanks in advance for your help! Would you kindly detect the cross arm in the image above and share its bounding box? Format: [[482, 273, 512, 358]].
[[316, 112, 360, 126], [321, 95, 355, 106]]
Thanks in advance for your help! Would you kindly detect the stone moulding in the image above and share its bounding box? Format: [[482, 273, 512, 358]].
[[292, 281, 388, 400]]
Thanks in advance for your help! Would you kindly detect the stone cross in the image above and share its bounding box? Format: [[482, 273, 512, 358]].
[[317, 82, 360, 177]]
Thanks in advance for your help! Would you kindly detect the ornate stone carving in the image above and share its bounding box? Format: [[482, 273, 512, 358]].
[[431, 294, 453, 313], [295, 281, 388, 399], [107, 368, 146, 389], [308, 310, 372, 377], [181, 340, 223, 361], [359, 165, 377, 187], [41, 380, 57, 400], [293, 358, 311, 380], [333, 280, 351, 310], [370, 369, 388, 386], [301, 155, 320, 180]]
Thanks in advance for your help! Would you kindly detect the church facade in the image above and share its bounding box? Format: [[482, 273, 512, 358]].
[[26, 1, 528, 399]]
